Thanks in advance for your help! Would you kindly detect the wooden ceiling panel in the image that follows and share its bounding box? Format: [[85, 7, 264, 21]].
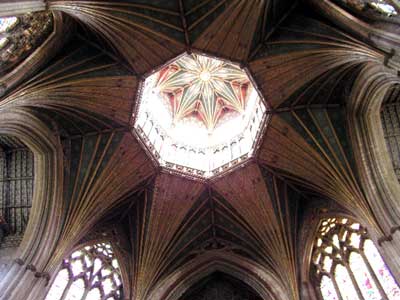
[[258, 113, 380, 228], [190, 0, 295, 62], [193, 0, 265, 62], [49, 132, 155, 268], [1, 42, 136, 128], [249, 14, 384, 109], [127, 173, 205, 300], [50, 1, 186, 75], [212, 163, 300, 300]]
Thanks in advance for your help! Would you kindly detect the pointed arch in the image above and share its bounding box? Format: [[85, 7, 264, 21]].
[[0, 107, 64, 300], [45, 242, 123, 300], [309, 216, 400, 300], [148, 251, 287, 300]]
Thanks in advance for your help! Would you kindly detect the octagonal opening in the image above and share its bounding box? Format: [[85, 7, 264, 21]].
[[133, 52, 268, 178]]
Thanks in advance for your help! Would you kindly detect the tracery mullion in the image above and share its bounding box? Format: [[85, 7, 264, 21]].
[[319, 235, 343, 300], [81, 255, 97, 300], [337, 235, 364, 300], [330, 270, 344, 300], [358, 243, 389, 300], [60, 283, 72, 300]]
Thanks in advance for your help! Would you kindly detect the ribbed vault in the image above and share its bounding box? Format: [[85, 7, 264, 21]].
[[0, 1, 399, 300]]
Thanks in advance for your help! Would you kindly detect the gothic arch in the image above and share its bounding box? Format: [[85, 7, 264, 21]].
[[148, 251, 287, 300], [0, 107, 64, 300], [347, 64, 400, 275]]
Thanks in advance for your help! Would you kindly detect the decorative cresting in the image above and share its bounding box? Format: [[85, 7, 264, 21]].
[[311, 217, 400, 300], [0, 11, 53, 75], [134, 52, 267, 178], [118, 164, 300, 300], [45, 242, 123, 300]]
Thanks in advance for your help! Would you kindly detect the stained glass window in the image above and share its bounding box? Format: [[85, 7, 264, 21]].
[[311, 217, 400, 300], [320, 276, 339, 300], [45, 243, 123, 300], [336, 1, 398, 17], [0, 12, 53, 75], [0, 17, 18, 33]]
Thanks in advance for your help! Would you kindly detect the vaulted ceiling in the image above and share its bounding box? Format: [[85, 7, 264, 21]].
[[0, 1, 399, 300]]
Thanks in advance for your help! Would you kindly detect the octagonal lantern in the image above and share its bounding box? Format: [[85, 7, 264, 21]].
[[132, 52, 268, 179]]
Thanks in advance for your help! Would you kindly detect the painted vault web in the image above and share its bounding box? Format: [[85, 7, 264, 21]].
[[133, 52, 268, 179]]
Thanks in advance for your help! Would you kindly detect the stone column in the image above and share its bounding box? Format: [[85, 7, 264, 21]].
[[347, 63, 400, 282]]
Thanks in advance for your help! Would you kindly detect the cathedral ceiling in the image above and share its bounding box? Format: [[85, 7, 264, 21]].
[[0, 0, 399, 299]]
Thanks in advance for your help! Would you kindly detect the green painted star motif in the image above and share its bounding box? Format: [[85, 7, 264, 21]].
[[155, 53, 250, 131]]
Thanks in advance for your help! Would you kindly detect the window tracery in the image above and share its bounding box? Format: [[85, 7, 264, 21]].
[[334, 0, 398, 17], [0, 11, 53, 75], [311, 217, 400, 300], [45, 243, 123, 300]]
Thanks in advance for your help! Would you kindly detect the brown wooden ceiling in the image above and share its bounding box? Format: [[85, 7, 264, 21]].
[[0, 1, 399, 299]]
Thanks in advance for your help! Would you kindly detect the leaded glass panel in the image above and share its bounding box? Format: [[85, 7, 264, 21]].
[[311, 217, 400, 300], [45, 243, 123, 300]]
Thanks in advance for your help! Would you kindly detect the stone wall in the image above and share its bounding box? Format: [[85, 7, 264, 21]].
[[381, 103, 400, 182]]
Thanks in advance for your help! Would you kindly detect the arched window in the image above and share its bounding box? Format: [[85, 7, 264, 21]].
[[45, 242, 123, 300], [381, 85, 400, 183], [311, 217, 400, 300]]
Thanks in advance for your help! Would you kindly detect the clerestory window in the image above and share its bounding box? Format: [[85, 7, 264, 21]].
[[312, 217, 400, 300], [45, 242, 123, 300]]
